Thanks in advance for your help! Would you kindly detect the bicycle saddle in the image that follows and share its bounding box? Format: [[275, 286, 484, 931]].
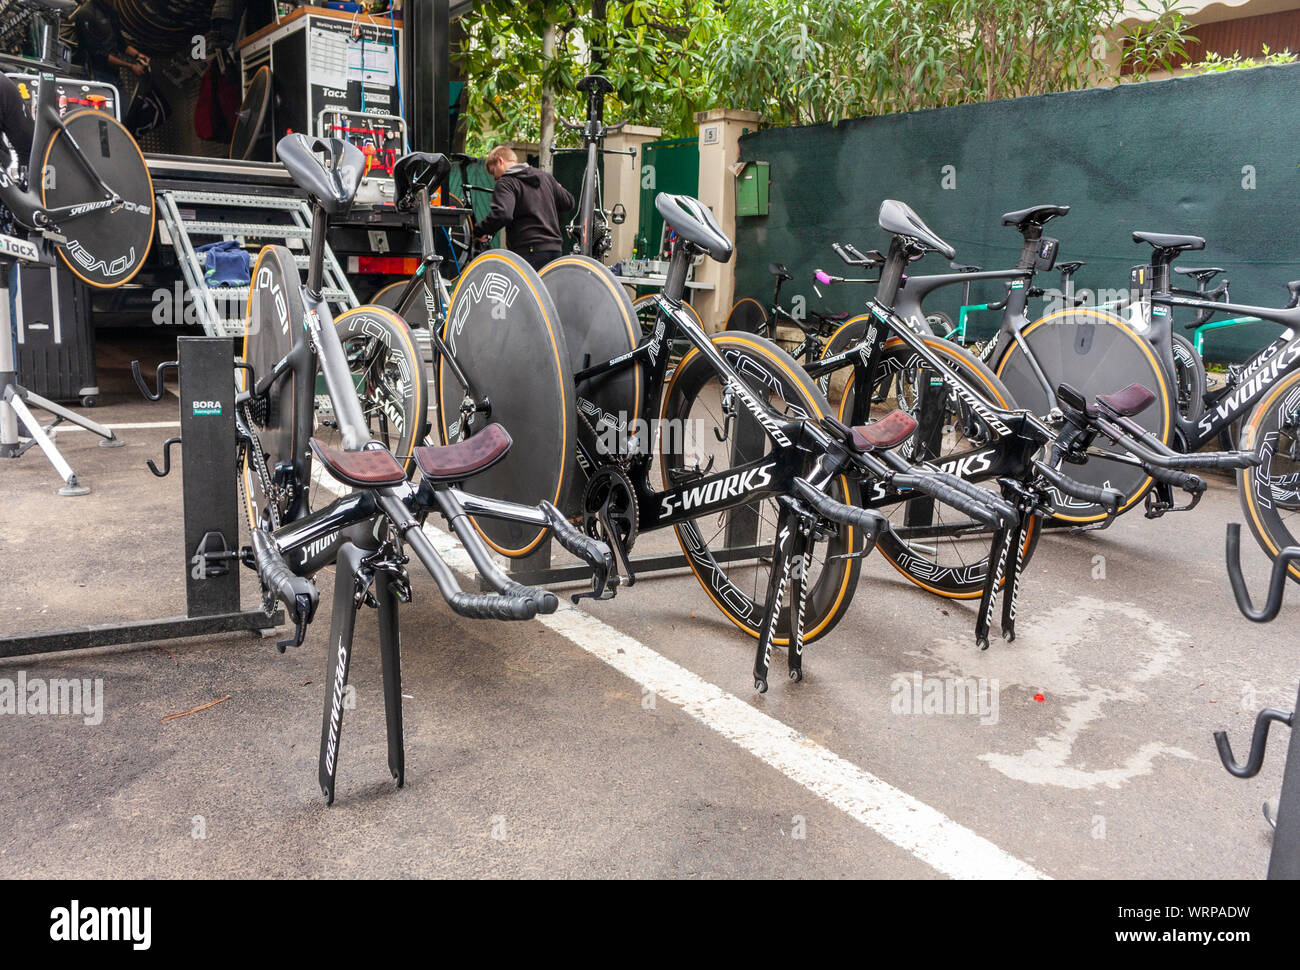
[[393, 152, 451, 211], [276, 134, 365, 216], [577, 74, 615, 95], [1175, 266, 1223, 285], [1057, 260, 1085, 275], [1001, 204, 1069, 230], [1132, 231, 1205, 253], [768, 262, 792, 281], [877, 200, 955, 260], [415, 422, 513, 484], [949, 262, 982, 273], [654, 193, 733, 262], [309, 440, 408, 488]]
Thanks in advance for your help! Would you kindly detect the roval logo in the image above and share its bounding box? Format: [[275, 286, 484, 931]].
[[256, 266, 289, 334], [660, 461, 775, 516]]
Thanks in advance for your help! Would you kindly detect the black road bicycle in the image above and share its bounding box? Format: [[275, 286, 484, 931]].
[[799, 201, 1249, 615], [554, 74, 633, 261], [235, 135, 614, 801]]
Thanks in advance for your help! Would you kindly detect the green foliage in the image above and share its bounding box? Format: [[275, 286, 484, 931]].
[[1182, 45, 1298, 75], [1117, 0, 1195, 81], [458, 1, 723, 152]]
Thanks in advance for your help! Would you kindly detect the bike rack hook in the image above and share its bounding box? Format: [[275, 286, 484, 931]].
[[1225, 522, 1300, 622], [146, 437, 182, 478], [131, 359, 178, 402], [1215, 707, 1294, 778]]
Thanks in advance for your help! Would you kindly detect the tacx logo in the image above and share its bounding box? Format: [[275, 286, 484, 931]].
[[50, 900, 151, 950], [660, 462, 775, 516]]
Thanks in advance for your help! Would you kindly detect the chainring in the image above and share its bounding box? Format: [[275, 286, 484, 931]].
[[581, 467, 639, 552]]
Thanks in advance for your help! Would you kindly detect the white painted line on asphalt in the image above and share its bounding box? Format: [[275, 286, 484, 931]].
[[415, 519, 1049, 880], [48, 421, 182, 433]]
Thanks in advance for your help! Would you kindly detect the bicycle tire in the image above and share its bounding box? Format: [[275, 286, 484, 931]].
[[661, 332, 862, 645], [1171, 332, 1206, 427], [925, 310, 956, 339], [439, 191, 475, 279], [833, 333, 1039, 599], [437, 249, 574, 558], [372, 278, 438, 335], [1239, 368, 1300, 585], [41, 108, 154, 289], [308, 304, 427, 511], [724, 297, 770, 336], [240, 246, 309, 534], [995, 307, 1174, 522]]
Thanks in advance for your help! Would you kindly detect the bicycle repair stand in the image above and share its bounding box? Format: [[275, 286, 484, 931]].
[[0, 336, 280, 658], [0, 258, 123, 495]]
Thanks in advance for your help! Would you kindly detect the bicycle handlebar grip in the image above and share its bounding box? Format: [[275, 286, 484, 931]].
[[1145, 463, 1205, 493], [892, 473, 1014, 531], [500, 581, 559, 615], [1033, 460, 1122, 513], [793, 479, 888, 547], [925, 470, 1019, 525], [251, 529, 317, 612], [448, 592, 539, 621], [1160, 451, 1259, 471], [540, 501, 613, 574], [815, 269, 835, 285]]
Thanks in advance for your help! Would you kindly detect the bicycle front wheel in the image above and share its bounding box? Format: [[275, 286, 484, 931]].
[[660, 332, 862, 645], [308, 304, 427, 511], [1239, 368, 1300, 585], [1171, 332, 1206, 426]]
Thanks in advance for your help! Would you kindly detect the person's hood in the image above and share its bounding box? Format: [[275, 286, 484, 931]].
[[502, 163, 541, 185]]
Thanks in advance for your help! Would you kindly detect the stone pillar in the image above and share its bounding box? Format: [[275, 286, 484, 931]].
[[692, 108, 760, 332], [603, 124, 662, 265]]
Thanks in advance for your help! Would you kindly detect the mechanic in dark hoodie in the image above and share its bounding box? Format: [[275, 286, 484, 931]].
[[474, 145, 574, 271]]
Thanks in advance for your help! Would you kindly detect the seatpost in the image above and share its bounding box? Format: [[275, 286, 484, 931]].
[[1015, 229, 1042, 272], [306, 203, 329, 299], [875, 237, 909, 307], [663, 238, 693, 303], [416, 185, 435, 260]]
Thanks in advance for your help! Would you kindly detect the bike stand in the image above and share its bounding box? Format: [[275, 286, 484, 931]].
[[0, 337, 280, 658], [0, 262, 122, 495]]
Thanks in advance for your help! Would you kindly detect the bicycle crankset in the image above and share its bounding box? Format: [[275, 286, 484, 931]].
[[582, 467, 639, 586]]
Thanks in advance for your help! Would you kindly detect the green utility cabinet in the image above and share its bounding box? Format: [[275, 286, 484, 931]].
[[735, 161, 769, 216]]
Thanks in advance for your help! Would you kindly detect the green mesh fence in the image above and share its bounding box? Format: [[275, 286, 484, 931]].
[[736, 63, 1300, 364]]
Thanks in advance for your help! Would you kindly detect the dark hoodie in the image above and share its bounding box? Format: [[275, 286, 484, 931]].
[[476, 163, 575, 249]]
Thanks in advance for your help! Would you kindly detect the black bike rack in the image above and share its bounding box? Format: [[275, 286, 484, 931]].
[[1216, 523, 1300, 879], [0, 337, 280, 658]]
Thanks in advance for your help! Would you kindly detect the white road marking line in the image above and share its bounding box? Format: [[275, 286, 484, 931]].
[[413, 518, 1048, 880], [308, 472, 1044, 877], [48, 421, 181, 434]]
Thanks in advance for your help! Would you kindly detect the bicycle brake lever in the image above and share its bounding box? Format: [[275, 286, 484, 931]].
[[277, 593, 315, 652]]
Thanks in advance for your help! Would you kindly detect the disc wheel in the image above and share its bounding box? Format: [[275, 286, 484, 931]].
[[1171, 332, 1206, 427], [1239, 368, 1300, 585], [437, 249, 574, 558], [308, 305, 427, 512], [832, 332, 1039, 599], [540, 256, 644, 516], [240, 246, 310, 534], [661, 331, 861, 645], [42, 109, 154, 288], [724, 296, 769, 336], [995, 307, 1175, 522]]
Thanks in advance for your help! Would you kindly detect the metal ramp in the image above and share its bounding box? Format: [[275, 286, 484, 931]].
[[154, 190, 358, 337]]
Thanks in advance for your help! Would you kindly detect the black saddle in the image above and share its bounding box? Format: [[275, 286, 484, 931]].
[[878, 200, 955, 259], [950, 262, 982, 273], [277, 135, 365, 216], [1057, 260, 1085, 276], [1132, 231, 1205, 253], [655, 193, 733, 262], [768, 262, 792, 282], [1175, 266, 1223, 285], [1001, 204, 1070, 231], [393, 152, 451, 211], [577, 74, 615, 95]]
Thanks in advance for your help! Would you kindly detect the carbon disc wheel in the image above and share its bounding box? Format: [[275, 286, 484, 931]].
[[1239, 368, 1300, 585], [438, 249, 574, 558], [995, 307, 1175, 522]]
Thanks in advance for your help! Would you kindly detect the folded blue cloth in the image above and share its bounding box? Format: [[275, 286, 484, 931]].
[[196, 240, 251, 286]]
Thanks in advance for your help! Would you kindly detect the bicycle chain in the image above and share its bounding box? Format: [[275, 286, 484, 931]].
[[235, 400, 283, 533]]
